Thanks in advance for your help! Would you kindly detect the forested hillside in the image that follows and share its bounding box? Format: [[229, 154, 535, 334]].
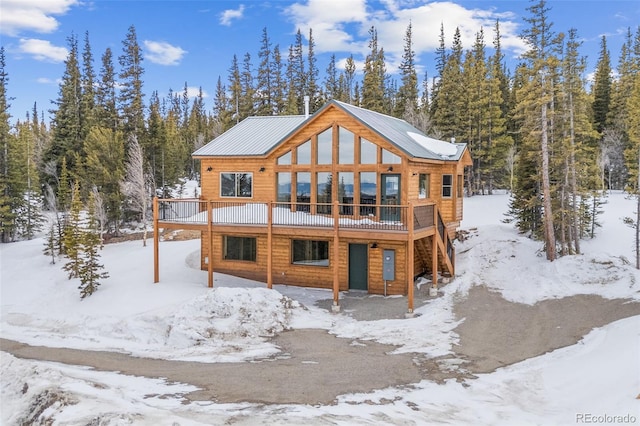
[[1, 0, 639, 266]]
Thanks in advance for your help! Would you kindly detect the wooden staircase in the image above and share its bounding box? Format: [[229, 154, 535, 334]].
[[413, 206, 455, 279]]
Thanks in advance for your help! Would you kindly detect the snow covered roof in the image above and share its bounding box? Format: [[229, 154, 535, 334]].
[[193, 101, 467, 162], [329, 100, 466, 161]]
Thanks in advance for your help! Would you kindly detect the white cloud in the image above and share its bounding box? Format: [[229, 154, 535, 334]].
[[220, 5, 245, 26], [284, 0, 527, 71], [143, 40, 187, 66], [19, 38, 68, 63], [186, 86, 208, 99], [36, 77, 56, 84], [0, 0, 79, 36]]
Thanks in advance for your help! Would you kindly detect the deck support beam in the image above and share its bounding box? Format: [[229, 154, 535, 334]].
[[432, 231, 439, 293], [332, 200, 340, 312], [153, 197, 159, 283], [267, 201, 273, 289], [207, 200, 213, 288], [407, 202, 415, 314]]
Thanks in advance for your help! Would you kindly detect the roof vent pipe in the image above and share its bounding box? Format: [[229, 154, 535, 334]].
[[304, 95, 310, 118], [451, 137, 456, 144]]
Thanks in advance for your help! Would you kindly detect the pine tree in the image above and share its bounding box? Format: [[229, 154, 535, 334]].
[[395, 22, 419, 118], [63, 182, 84, 279], [239, 52, 256, 119], [78, 190, 109, 299], [514, 0, 561, 261], [592, 36, 611, 135], [213, 76, 233, 130], [45, 34, 83, 184], [431, 27, 465, 139], [228, 55, 242, 123], [256, 27, 274, 116], [324, 54, 339, 101], [80, 31, 96, 137], [95, 47, 118, 132], [362, 26, 386, 113], [0, 46, 15, 242], [344, 55, 356, 104], [429, 23, 447, 119], [84, 125, 125, 233], [14, 119, 44, 240], [484, 21, 514, 193], [118, 25, 145, 139], [271, 45, 286, 115], [43, 223, 58, 264], [307, 28, 321, 111]]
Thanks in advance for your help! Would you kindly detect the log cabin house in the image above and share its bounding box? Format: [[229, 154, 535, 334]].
[[153, 100, 472, 313]]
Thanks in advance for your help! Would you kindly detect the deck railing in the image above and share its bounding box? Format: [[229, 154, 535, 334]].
[[157, 199, 436, 232]]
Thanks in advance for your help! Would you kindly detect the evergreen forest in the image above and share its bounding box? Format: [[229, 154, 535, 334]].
[[1, 0, 639, 267]]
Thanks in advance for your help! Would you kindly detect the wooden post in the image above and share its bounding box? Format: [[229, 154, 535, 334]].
[[433, 203, 439, 286], [267, 201, 273, 289], [153, 197, 159, 283], [332, 200, 340, 311], [207, 200, 213, 288], [407, 202, 415, 314]]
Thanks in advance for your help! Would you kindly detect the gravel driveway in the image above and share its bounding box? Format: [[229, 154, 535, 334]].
[[2, 286, 639, 405]]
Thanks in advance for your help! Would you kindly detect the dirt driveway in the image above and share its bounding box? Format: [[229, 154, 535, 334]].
[[2, 286, 639, 405]]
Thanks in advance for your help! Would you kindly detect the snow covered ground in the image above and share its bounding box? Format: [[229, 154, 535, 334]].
[[1, 191, 639, 425]]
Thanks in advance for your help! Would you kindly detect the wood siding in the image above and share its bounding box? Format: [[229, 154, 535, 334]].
[[187, 103, 470, 294]]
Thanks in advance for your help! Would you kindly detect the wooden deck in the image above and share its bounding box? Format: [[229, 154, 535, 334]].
[[153, 198, 455, 313]]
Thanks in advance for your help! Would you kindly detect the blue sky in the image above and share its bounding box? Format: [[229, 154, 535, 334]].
[[1, 0, 638, 123]]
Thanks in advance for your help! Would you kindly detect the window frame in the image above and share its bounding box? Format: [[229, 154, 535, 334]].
[[220, 172, 253, 198], [223, 236, 257, 262], [291, 239, 329, 266], [419, 173, 430, 199], [442, 174, 453, 198]]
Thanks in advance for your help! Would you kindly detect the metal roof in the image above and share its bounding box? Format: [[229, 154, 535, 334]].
[[329, 100, 466, 161], [193, 115, 306, 157], [193, 101, 466, 161]]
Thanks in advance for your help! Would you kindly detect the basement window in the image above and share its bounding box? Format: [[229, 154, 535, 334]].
[[223, 236, 257, 262], [291, 240, 329, 266]]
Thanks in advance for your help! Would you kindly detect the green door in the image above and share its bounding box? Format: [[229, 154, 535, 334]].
[[349, 243, 368, 290], [381, 174, 401, 221]]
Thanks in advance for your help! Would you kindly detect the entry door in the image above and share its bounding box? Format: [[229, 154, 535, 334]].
[[349, 243, 368, 290], [381, 174, 401, 221]]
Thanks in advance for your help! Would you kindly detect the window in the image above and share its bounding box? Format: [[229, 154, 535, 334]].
[[296, 172, 311, 211], [419, 174, 430, 199], [292, 240, 329, 266], [382, 149, 401, 164], [277, 172, 291, 202], [442, 174, 453, 198], [360, 172, 377, 216], [221, 173, 253, 198], [360, 138, 377, 164], [317, 172, 332, 214], [338, 172, 354, 214], [224, 236, 256, 261], [297, 140, 311, 164], [317, 128, 332, 164], [457, 175, 463, 198], [277, 151, 291, 165], [338, 126, 354, 164]]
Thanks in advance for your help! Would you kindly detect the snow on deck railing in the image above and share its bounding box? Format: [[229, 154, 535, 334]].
[[157, 199, 436, 232]]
